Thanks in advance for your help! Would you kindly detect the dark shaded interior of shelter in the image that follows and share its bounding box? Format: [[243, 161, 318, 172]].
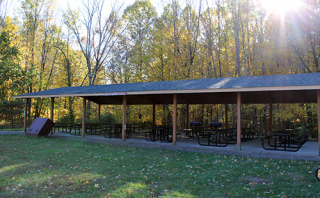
[[85, 90, 317, 105]]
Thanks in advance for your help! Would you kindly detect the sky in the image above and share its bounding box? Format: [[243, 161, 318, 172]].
[[8, 0, 303, 20], [56, 0, 165, 15], [7, 0, 219, 20], [8, 0, 165, 19]]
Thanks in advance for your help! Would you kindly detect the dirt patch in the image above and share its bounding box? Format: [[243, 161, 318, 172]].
[[241, 176, 270, 185], [163, 153, 176, 157]]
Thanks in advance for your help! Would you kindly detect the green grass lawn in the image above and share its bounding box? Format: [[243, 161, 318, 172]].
[[0, 128, 23, 131], [0, 135, 319, 197]]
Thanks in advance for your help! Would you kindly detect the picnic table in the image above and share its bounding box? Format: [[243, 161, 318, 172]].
[[53, 122, 82, 136], [102, 123, 133, 139], [261, 129, 308, 152], [69, 123, 82, 136], [53, 122, 139, 138], [198, 129, 230, 147], [197, 127, 258, 147], [144, 126, 173, 143], [101, 124, 117, 138], [86, 123, 103, 135], [189, 122, 204, 137], [53, 122, 71, 133], [241, 128, 258, 141]]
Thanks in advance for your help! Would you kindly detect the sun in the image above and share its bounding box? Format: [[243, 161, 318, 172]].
[[260, 0, 304, 15]]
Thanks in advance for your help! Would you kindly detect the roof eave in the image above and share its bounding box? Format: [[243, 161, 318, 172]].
[[11, 85, 320, 99], [129, 85, 320, 95]]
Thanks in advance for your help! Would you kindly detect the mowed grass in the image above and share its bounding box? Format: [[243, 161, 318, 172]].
[[0, 135, 319, 197], [0, 128, 23, 131]]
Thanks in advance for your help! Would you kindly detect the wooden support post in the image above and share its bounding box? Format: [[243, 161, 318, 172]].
[[24, 99, 28, 132], [269, 103, 273, 133], [317, 90, 320, 156], [82, 97, 86, 138], [225, 104, 228, 129], [153, 104, 156, 127], [186, 104, 189, 128], [122, 95, 127, 142], [98, 104, 101, 124], [237, 93, 241, 151], [173, 94, 177, 146], [50, 97, 54, 135]]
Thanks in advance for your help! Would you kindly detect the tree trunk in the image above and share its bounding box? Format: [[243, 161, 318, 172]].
[[232, 2, 241, 77], [181, 104, 186, 132], [217, 0, 222, 77], [263, 105, 267, 135], [251, 105, 258, 132]]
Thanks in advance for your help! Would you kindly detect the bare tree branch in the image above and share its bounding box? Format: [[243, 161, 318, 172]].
[[64, 0, 125, 86]]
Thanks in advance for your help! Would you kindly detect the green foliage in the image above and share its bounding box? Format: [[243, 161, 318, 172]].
[[0, 100, 24, 128], [0, 30, 22, 99], [100, 112, 116, 123], [122, 0, 157, 82], [56, 112, 75, 123], [0, 17, 26, 128], [85, 112, 117, 124]]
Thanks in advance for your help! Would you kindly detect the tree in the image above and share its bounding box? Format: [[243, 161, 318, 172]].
[[201, 7, 217, 77], [122, 0, 157, 82], [64, 0, 125, 117], [64, 0, 124, 86], [180, 2, 202, 79], [19, 0, 59, 118], [0, 17, 24, 100], [0, 0, 9, 26], [161, 0, 182, 80], [231, 0, 241, 76], [0, 17, 25, 127], [108, 34, 131, 84], [54, 30, 79, 122], [0, 100, 24, 128]]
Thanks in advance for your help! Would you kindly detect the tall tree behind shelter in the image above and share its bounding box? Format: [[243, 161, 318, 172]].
[[20, 0, 60, 118], [64, 0, 125, 116], [0, 17, 25, 126], [0, 0, 9, 26], [64, 0, 125, 86], [122, 0, 157, 82]]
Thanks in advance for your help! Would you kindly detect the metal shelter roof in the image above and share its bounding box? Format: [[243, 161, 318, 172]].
[[13, 73, 320, 105]]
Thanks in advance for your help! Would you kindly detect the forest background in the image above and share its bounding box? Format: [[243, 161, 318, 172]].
[[1, 0, 319, 137]]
